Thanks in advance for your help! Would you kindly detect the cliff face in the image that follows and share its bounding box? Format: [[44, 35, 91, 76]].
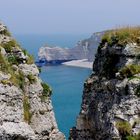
[[38, 32, 103, 63], [70, 28, 140, 140], [0, 22, 65, 140]]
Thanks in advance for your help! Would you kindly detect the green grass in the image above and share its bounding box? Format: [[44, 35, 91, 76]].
[[1, 40, 18, 53], [7, 54, 18, 65], [99, 27, 140, 48], [23, 95, 32, 124], [40, 83, 52, 102], [119, 65, 140, 78], [116, 121, 132, 137], [22, 49, 34, 64], [0, 50, 10, 73], [0, 51, 25, 89], [27, 54, 34, 64], [126, 133, 140, 140]]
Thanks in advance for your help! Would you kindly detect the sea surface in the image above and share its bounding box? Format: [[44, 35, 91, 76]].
[[14, 34, 92, 139]]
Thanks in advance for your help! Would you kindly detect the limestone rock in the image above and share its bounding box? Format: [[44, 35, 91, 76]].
[[70, 30, 140, 140]]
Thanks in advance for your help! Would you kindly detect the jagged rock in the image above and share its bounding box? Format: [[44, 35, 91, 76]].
[[0, 22, 6, 32], [70, 29, 140, 140], [0, 122, 36, 140], [18, 64, 39, 76], [12, 47, 28, 63], [0, 72, 11, 81], [0, 35, 11, 44]]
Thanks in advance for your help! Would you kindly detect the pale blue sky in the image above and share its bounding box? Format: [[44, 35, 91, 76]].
[[0, 0, 140, 34]]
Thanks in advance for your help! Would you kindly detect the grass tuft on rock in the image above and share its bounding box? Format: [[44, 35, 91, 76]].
[[40, 83, 52, 102], [23, 95, 32, 124], [119, 65, 140, 78], [116, 121, 132, 137]]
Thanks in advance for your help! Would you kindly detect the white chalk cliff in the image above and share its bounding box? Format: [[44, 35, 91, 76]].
[[38, 32, 104, 63]]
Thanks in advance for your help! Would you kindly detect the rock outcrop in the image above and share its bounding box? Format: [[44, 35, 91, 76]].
[[38, 32, 103, 64], [70, 28, 140, 140], [0, 22, 65, 140]]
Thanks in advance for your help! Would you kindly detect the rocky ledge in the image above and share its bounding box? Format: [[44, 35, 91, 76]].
[[0, 22, 65, 140], [70, 27, 140, 140], [37, 32, 103, 65]]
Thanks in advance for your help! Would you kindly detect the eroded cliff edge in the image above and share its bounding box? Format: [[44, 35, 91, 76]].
[[0, 22, 65, 140], [70, 28, 140, 140]]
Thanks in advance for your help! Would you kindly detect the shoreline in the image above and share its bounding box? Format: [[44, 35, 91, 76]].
[[62, 59, 93, 69]]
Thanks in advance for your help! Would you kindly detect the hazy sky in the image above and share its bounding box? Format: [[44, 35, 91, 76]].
[[0, 0, 140, 34]]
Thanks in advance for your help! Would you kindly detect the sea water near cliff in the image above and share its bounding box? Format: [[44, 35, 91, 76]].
[[14, 34, 91, 139]]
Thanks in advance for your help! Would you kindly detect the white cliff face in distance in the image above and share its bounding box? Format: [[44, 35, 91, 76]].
[[38, 32, 104, 63]]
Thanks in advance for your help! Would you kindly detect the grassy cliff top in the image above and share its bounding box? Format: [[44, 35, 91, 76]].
[[100, 27, 140, 47]]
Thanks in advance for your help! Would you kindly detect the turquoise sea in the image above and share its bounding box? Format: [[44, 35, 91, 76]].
[[14, 34, 92, 139]]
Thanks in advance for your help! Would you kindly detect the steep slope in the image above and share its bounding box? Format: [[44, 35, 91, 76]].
[[38, 32, 103, 64], [70, 27, 140, 140], [0, 22, 65, 140]]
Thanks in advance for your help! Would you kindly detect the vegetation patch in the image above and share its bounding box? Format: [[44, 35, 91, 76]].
[[1, 40, 18, 53], [0, 51, 10, 73], [126, 133, 140, 140], [116, 121, 132, 138], [22, 49, 34, 64], [7, 54, 18, 65], [27, 74, 36, 84], [27, 54, 34, 64], [23, 95, 32, 124], [99, 27, 140, 49], [119, 65, 140, 78], [40, 83, 52, 102], [1, 80, 11, 85]]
